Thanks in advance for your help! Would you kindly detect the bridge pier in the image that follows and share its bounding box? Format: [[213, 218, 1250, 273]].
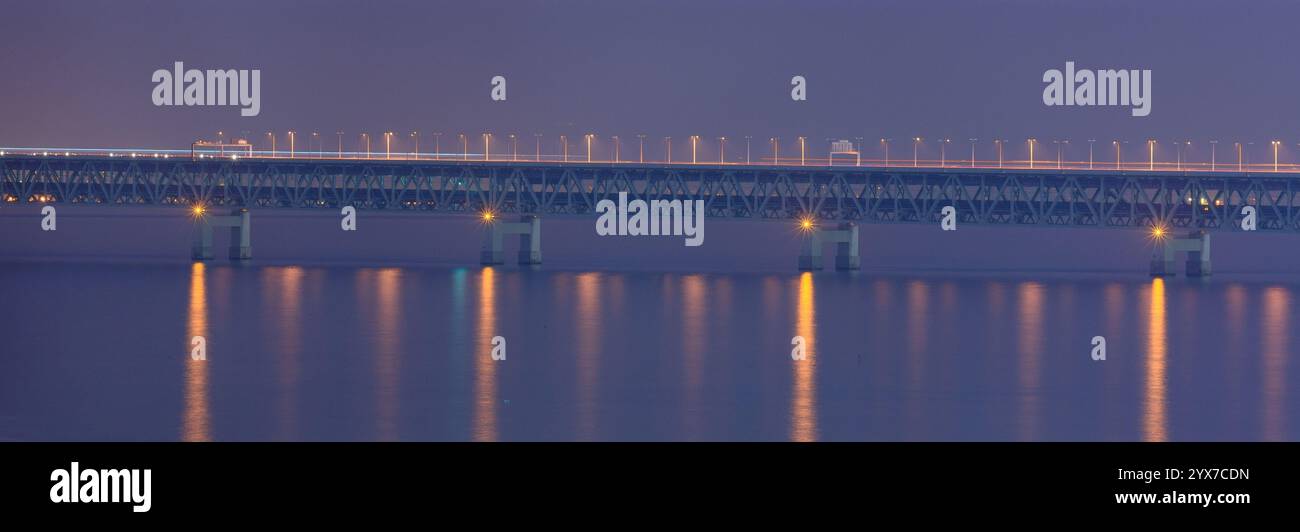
[[192, 208, 252, 261], [481, 215, 542, 265], [798, 222, 860, 271], [1150, 230, 1210, 277]]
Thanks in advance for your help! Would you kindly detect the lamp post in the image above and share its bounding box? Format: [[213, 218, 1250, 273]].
[[384, 131, 392, 160], [459, 133, 467, 161], [719, 137, 727, 163], [362, 133, 370, 159], [855, 136, 864, 166], [1027, 138, 1036, 169], [336, 131, 343, 159], [939, 138, 951, 167], [288, 131, 296, 159], [1147, 139, 1156, 171], [1209, 140, 1218, 171], [534, 134, 542, 161], [1272, 140, 1281, 172], [1088, 139, 1096, 169], [612, 135, 619, 163], [483, 133, 492, 161], [561, 135, 568, 162], [664, 137, 671, 163], [771, 137, 779, 165], [410, 131, 419, 160], [266, 132, 275, 158], [745, 136, 753, 164], [1113, 140, 1122, 169], [881, 138, 891, 167], [913, 137, 921, 167], [433, 132, 442, 160], [690, 135, 699, 164], [995, 139, 1004, 168], [637, 134, 646, 163], [509, 134, 517, 161], [586, 134, 594, 163], [312, 132, 320, 157], [968, 138, 978, 168], [798, 136, 806, 166], [1176, 140, 1190, 171]]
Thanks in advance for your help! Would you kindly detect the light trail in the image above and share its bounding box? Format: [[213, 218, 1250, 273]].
[[5, 144, 1300, 174]]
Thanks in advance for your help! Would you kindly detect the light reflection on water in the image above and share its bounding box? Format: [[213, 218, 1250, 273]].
[[1, 261, 1297, 442]]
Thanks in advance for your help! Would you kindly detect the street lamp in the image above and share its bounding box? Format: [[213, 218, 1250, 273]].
[[664, 137, 672, 163], [855, 136, 864, 166], [1027, 138, 1036, 169], [1209, 140, 1218, 171], [336, 131, 344, 159], [534, 133, 542, 161], [561, 135, 568, 162], [719, 137, 726, 163], [384, 131, 393, 160], [433, 132, 442, 160], [881, 138, 891, 167], [362, 133, 371, 159], [994, 139, 1003, 168], [410, 132, 419, 159], [586, 134, 594, 162], [939, 138, 951, 167], [798, 136, 806, 166], [637, 134, 646, 163], [745, 136, 753, 164], [1147, 139, 1156, 171], [968, 138, 978, 168], [913, 137, 922, 167], [1272, 140, 1281, 172], [483, 133, 492, 161], [612, 135, 619, 163], [288, 131, 296, 159], [690, 135, 699, 164], [459, 133, 467, 160], [1053, 139, 1068, 169], [1088, 139, 1096, 169], [266, 131, 275, 158], [771, 137, 779, 165], [1176, 140, 1190, 171], [1113, 140, 1123, 169], [509, 134, 517, 161], [312, 132, 320, 157]]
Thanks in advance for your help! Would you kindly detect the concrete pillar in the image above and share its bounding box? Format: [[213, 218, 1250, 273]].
[[1185, 231, 1211, 277], [1150, 230, 1211, 277], [798, 230, 823, 270], [480, 214, 541, 265], [480, 223, 504, 265], [191, 219, 214, 260], [229, 208, 252, 260], [1149, 238, 1174, 277], [834, 222, 861, 271], [798, 223, 859, 271], [518, 215, 542, 265], [191, 207, 251, 261]]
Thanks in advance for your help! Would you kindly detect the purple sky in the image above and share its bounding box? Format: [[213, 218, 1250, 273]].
[[2, 0, 1298, 164]]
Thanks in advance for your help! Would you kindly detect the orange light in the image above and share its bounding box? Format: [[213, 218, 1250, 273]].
[[192, 205, 206, 217], [798, 216, 815, 232], [1151, 225, 1167, 239], [481, 210, 495, 223]]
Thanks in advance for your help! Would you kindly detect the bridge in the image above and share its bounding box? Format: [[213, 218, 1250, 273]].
[[5, 149, 1300, 275]]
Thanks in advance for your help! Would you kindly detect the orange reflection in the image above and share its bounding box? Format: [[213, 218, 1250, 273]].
[[183, 262, 210, 442], [375, 268, 402, 441], [474, 267, 497, 442], [792, 272, 817, 442], [1017, 282, 1044, 441], [1143, 278, 1168, 442], [575, 272, 602, 440], [1261, 286, 1289, 441], [682, 274, 707, 438], [269, 267, 303, 440]]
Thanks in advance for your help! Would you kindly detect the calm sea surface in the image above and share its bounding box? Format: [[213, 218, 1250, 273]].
[[1, 259, 1297, 441]]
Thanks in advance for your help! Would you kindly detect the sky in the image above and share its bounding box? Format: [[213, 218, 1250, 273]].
[[4, 0, 1300, 271], [2, 0, 1298, 164]]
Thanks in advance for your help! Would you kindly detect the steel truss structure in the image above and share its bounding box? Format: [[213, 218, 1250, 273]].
[[4, 155, 1300, 232]]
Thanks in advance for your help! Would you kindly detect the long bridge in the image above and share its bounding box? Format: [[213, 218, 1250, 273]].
[[5, 149, 1300, 275]]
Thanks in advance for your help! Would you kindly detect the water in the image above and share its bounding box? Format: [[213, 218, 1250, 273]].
[[1, 259, 1296, 441]]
